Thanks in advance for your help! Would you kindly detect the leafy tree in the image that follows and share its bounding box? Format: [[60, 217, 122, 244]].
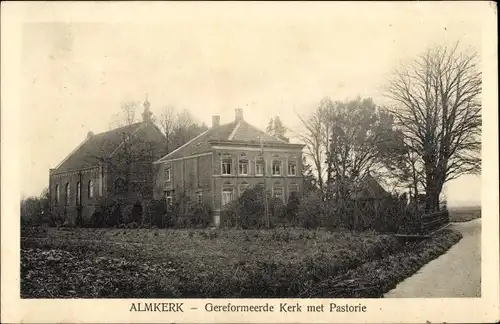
[[266, 116, 290, 143], [20, 188, 50, 224], [325, 97, 404, 202], [384, 42, 481, 212], [302, 158, 318, 194]]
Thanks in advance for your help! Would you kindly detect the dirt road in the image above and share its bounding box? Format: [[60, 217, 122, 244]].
[[384, 218, 481, 298]]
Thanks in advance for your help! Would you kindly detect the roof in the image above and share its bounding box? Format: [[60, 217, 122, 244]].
[[53, 121, 166, 172], [353, 174, 391, 200], [155, 119, 296, 163]]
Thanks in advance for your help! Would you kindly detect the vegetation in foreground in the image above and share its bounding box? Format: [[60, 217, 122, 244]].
[[21, 227, 461, 298]]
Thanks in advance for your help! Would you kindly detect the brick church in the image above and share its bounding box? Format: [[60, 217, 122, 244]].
[[49, 99, 167, 226]]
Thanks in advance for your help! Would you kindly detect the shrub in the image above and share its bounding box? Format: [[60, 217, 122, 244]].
[[144, 199, 168, 228], [190, 203, 212, 229], [108, 202, 123, 227], [284, 192, 301, 226], [130, 201, 143, 224], [297, 191, 325, 229]]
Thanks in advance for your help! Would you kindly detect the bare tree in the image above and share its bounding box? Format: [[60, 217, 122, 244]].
[[158, 105, 177, 155], [296, 109, 326, 191], [90, 101, 158, 198], [384, 42, 482, 212], [110, 100, 139, 129]]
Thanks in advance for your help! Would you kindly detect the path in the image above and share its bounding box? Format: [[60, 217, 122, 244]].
[[384, 218, 481, 298]]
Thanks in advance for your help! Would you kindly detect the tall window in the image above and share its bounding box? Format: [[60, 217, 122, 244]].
[[165, 167, 171, 182], [256, 156, 265, 176], [65, 183, 70, 205], [115, 178, 125, 193], [222, 188, 233, 207], [166, 190, 173, 206], [288, 184, 299, 200], [76, 181, 81, 205], [88, 180, 94, 198], [239, 159, 248, 175], [272, 160, 282, 176], [288, 161, 297, 176], [196, 192, 203, 205], [221, 158, 232, 175], [273, 187, 284, 201], [55, 184, 60, 205]]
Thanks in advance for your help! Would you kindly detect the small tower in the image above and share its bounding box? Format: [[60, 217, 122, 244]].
[[142, 94, 153, 122]]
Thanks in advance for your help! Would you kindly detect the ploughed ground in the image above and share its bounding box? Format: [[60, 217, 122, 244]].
[[21, 227, 462, 298]]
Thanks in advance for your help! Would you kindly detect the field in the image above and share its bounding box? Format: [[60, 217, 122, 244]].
[[448, 206, 481, 222], [21, 227, 462, 298]]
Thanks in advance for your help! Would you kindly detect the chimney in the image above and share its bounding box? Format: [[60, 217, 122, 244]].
[[235, 108, 243, 122], [212, 115, 220, 128]]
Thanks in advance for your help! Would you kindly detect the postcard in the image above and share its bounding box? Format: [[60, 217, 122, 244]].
[[1, 1, 498, 323]]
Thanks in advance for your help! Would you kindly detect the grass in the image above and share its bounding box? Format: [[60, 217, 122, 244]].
[[448, 206, 481, 223], [21, 227, 462, 298]]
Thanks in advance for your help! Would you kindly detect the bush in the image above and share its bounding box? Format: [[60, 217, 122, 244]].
[[297, 191, 325, 229], [144, 199, 168, 228], [108, 203, 123, 227], [130, 201, 143, 224]]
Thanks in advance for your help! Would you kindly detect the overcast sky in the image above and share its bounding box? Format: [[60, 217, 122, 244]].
[[17, 2, 486, 205]]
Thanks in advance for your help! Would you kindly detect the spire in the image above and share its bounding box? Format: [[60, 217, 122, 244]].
[[142, 94, 153, 122]]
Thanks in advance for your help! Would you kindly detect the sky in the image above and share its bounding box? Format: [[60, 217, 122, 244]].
[[17, 2, 485, 206]]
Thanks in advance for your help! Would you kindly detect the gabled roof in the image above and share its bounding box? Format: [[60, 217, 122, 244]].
[[353, 173, 391, 200], [155, 119, 293, 163], [53, 121, 166, 172]]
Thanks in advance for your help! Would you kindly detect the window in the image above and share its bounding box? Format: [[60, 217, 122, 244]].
[[273, 187, 284, 201], [272, 160, 282, 175], [55, 184, 60, 205], [115, 178, 125, 193], [239, 159, 248, 175], [196, 192, 203, 205], [65, 183, 70, 205], [166, 190, 173, 206], [288, 184, 299, 200], [288, 161, 297, 176], [88, 180, 94, 198], [221, 158, 232, 175], [165, 167, 171, 182], [222, 188, 233, 207], [76, 181, 81, 205]]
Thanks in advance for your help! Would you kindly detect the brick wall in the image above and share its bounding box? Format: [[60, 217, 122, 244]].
[[49, 167, 101, 225], [153, 153, 213, 205]]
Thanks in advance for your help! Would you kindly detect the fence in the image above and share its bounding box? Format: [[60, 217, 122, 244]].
[[420, 210, 450, 234]]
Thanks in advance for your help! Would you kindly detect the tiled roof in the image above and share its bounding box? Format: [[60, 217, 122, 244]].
[[54, 122, 165, 172], [155, 119, 291, 162]]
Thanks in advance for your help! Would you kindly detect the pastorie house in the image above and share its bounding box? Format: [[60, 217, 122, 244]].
[[49, 99, 167, 226], [152, 109, 305, 227]]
